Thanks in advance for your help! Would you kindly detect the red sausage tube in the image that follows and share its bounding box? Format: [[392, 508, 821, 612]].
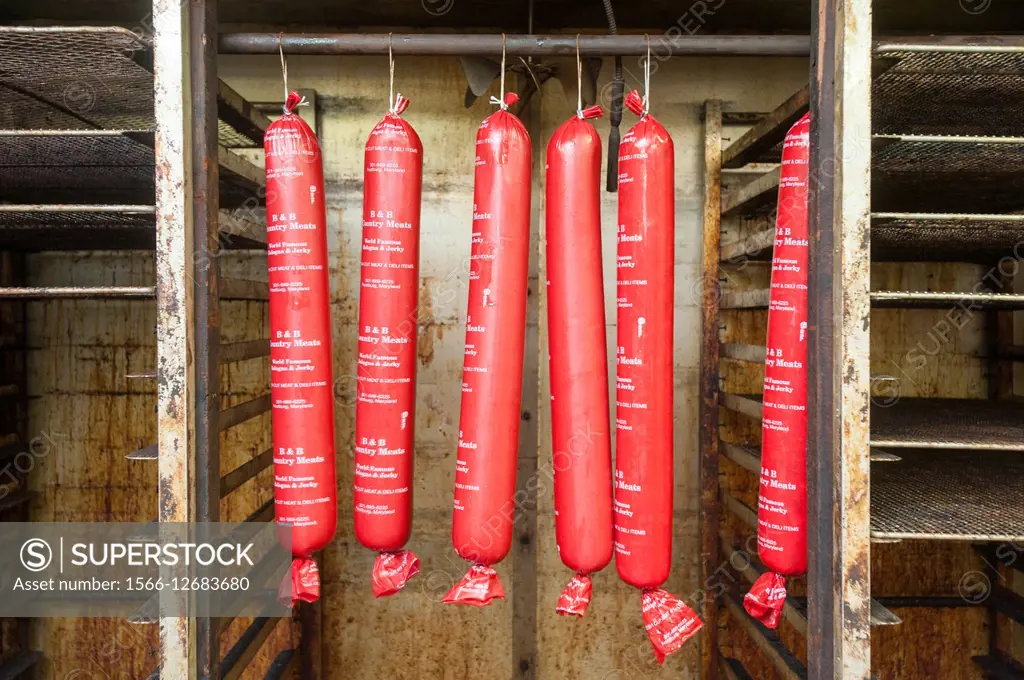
[[444, 92, 531, 607], [354, 95, 423, 597], [545, 105, 614, 617], [743, 112, 811, 628], [265, 91, 337, 604], [614, 90, 701, 662]]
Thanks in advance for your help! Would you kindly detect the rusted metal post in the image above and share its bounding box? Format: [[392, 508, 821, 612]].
[[153, 0, 197, 677], [191, 0, 221, 676], [806, 0, 873, 677], [297, 560, 323, 680], [699, 99, 723, 680]]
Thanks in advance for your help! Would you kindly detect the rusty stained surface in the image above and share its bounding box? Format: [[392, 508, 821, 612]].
[[698, 98, 723, 680], [21, 252, 160, 676], [833, 0, 873, 675]]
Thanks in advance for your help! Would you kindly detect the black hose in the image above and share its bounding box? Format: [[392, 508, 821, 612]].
[[601, 0, 624, 192]]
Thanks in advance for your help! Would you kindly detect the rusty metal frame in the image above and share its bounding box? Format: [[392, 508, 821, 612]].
[[152, 0, 197, 677], [699, 98, 723, 680], [807, 0, 873, 676], [190, 0, 222, 677]]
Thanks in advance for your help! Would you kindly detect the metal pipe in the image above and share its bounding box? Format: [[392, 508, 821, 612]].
[[0, 287, 155, 299], [219, 33, 811, 57]]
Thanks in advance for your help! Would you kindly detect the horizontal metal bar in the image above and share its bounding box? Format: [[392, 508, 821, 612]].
[[265, 650, 297, 680], [244, 498, 276, 524], [220, 278, 270, 301], [0, 129, 152, 139], [725, 596, 805, 680], [0, 651, 44, 679], [220, 447, 273, 498], [125, 444, 158, 460], [220, 617, 281, 680], [874, 36, 1024, 52], [220, 395, 271, 431], [720, 657, 755, 680], [871, 291, 1024, 310], [990, 587, 1024, 625], [719, 343, 767, 363], [721, 230, 774, 263], [722, 440, 900, 466], [723, 289, 1024, 310], [220, 339, 271, 364], [0, 490, 35, 513], [125, 371, 157, 379], [721, 491, 759, 530], [875, 133, 1024, 145], [721, 168, 781, 217], [872, 212, 1024, 223], [0, 204, 155, 214], [721, 289, 770, 309], [719, 393, 764, 420], [972, 654, 1024, 680], [721, 443, 761, 474], [875, 596, 985, 608], [218, 80, 271, 147], [723, 87, 809, 169], [219, 33, 812, 57], [0, 287, 155, 299]]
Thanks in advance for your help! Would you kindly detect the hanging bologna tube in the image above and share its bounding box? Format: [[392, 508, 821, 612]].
[[265, 91, 337, 604], [354, 91, 423, 597], [614, 90, 702, 662], [444, 91, 531, 607], [743, 112, 811, 628], [545, 103, 614, 617]]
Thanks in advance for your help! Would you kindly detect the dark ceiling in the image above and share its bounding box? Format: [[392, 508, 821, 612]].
[[3, 0, 1024, 33]]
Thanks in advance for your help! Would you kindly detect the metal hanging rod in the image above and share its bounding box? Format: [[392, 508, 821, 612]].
[[218, 33, 811, 57]]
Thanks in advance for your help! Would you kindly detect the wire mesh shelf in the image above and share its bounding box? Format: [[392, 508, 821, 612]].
[[873, 47, 1024, 137], [722, 394, 1024, 451], [0, 130, 265, 209], [0, 205, 265, 250], [872, 398, 1024, 451], [871, 450, 1024, 541], [0, 27, 267, 147]]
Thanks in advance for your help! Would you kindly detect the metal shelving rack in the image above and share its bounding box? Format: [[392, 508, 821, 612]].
[[702, 33, 1024, 680], [0, 16, 290, 680]]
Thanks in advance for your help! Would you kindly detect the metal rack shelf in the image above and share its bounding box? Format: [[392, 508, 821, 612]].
[[722, 288, 1024, 310], [872, 451, 1024, 541], [721, 395, 1024, 451], [722, 44, 1024, 167], [723, 213, 1024, 264], [0, 204, 265, 250], [723, 134, 1024, 217], [873, 46, 1024, 137], [0, 130, 266, 209], [0, 27, 269, 146]]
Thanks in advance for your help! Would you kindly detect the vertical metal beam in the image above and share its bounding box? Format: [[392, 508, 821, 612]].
[[807, 0, 873, 677], [699, 99, 724, 680], [298, 592, 323, 680], [512, 74, 541, 680], [153, 0, 197, 677], [191, 0, 221, 677]]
